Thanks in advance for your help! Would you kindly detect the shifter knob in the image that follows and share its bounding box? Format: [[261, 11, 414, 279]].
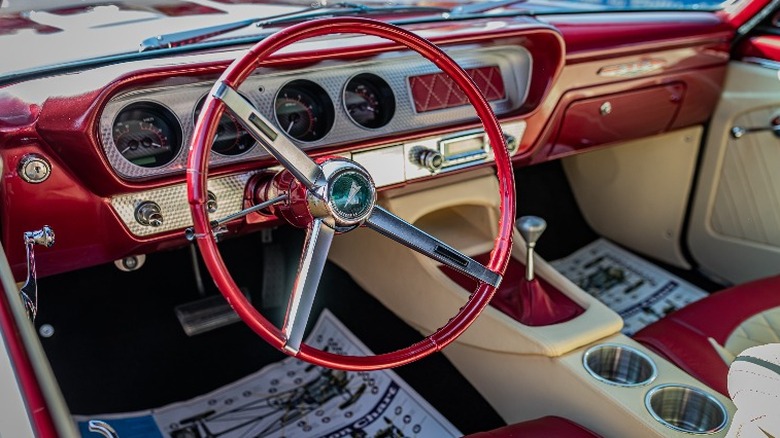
[[517, 216, 547, 247], [516, 216, 547, 281]]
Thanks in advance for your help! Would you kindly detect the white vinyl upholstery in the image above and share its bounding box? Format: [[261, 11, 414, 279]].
[[726, 343, 780, 438], [723, 306, 780, 360]]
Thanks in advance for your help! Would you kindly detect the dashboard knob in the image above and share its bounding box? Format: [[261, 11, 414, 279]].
[[503, 133, 518, 154], [207, 191, 218, 214], [410, 146, 444, 173], [134, 201, 164, 227]]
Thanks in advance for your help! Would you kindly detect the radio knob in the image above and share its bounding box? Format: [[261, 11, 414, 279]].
[[134, 201, 164, 227], [504, 133, 519, 154], [410, 147, 444, 173]]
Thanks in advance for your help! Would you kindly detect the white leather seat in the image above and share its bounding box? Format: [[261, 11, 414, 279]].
[[726, 343, 780, 438]]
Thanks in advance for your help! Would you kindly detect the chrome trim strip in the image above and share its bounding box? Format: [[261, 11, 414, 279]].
[[597, 58, 666, 78], [737, 0, 780, 36], [742, 57, 780, 70]]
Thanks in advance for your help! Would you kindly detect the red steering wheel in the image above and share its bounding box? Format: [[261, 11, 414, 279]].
[[187, 17, 515, 370]]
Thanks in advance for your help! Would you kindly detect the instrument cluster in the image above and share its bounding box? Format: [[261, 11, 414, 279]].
[[99, 46, 530, 179]]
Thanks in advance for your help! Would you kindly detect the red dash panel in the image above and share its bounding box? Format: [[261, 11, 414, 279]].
[[409, 66, 505, 113]]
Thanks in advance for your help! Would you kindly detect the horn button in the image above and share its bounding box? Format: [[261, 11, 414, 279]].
[[267, 158, 377, 231], [328, 169, 374, 223]]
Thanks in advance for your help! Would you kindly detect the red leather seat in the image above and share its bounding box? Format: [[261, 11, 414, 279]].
[[634, 274, 780, 396], [466, 416, 600, 437]]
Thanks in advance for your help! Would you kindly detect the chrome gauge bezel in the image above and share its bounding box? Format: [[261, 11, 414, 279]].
[[98, 46, 531, 180], [273, 79, 335, 143], [111, 101, 184, 169], [193, 94, 257, 157], [342, 72, 396, 130]]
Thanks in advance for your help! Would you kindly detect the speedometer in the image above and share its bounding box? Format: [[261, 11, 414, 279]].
[[274, 80, 334, 142], [112, 102, 182, 168]]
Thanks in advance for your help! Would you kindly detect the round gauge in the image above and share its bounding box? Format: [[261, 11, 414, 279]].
[[112, 102, 182, 168], [274, 80, 334, 142], [344, 73, 395, 129], [194, 96, 255, 156]]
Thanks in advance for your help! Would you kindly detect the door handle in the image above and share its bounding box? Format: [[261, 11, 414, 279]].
[[731, 116, 780, 139]]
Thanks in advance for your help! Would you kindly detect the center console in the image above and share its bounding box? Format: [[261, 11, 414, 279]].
[[327, 170, 735, 437]]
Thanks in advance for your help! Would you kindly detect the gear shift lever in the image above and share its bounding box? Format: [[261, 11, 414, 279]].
[[517, 216, 546, 281], [485, 215, 583, 326], [439, 215, 584, 326]]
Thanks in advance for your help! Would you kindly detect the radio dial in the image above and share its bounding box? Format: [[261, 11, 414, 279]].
[[410, 147, 443, 173]]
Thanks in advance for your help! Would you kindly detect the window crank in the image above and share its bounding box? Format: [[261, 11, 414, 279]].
[[730, 116, 780, 139], [20, 226, 54, 322]]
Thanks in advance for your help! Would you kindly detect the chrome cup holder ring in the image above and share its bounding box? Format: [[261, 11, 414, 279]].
[[645, 384, 729, 434], [582, 343, 658, 387]]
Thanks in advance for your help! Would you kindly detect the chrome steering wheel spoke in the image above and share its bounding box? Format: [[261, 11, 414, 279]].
[[214, 82, 325, 190], [365, 206, 501, 287], [282, 218, 335, 354]]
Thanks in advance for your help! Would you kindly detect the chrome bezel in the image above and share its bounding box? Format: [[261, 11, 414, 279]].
[[582, 343, 658, 388], [194, 94, 257, 158], [644, 384, 729, 435], [110, 100, 185, 169], [319, 159, 377, 227], [342, 71, 396, 130], [18, 154, 52, 184], [273, 79, 335, 144]]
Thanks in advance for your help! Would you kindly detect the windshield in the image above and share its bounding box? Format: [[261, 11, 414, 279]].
[[0, 0, 729, 81]]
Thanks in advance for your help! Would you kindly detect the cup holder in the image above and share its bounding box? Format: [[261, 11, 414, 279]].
[[645, 384, 728, 434], [583, 343, 657, 387]]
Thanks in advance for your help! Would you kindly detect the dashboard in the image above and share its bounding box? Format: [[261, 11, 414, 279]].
[[99, 46, 531, 237], [0, 14, 731, 279], [99, 47, 530, 180]]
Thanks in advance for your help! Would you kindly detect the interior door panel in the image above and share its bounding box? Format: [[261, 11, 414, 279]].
[[688, 61, 780, 284]]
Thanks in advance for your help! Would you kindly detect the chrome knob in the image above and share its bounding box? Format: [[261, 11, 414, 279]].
[[410, 147, 444, 173], [504, 133, 519, 154], [516, 216, 547, 281], [207, 191, 218, 214], [134, 201, 163, 227]]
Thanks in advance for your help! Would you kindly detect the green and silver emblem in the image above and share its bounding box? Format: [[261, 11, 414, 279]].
[[328, 170, 374, 221]]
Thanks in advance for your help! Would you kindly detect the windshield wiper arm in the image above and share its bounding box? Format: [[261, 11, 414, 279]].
[[139, 3, 449, 52]]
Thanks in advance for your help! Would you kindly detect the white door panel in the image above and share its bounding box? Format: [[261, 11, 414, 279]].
[[688, 61, 780, 283]]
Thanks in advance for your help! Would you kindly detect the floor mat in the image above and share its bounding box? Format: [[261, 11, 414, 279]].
[[550, 239, 708, 335], [73, 310, 460, 438]]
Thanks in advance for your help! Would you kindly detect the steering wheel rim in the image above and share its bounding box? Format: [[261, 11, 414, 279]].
[[187, 17, 515, 371]]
